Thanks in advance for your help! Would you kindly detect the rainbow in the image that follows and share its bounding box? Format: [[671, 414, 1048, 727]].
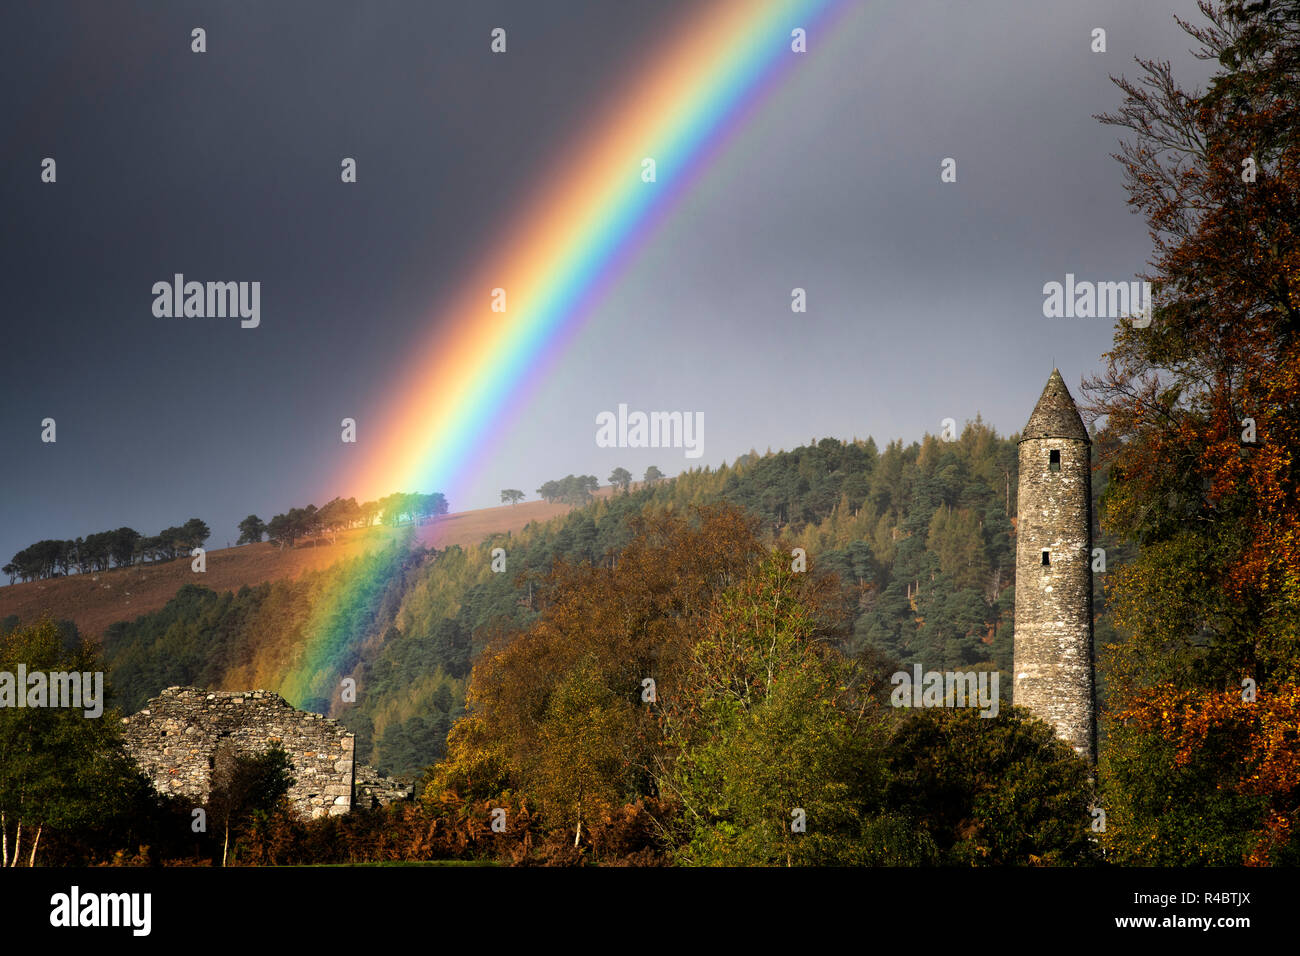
[[273, 0, 848, 706]]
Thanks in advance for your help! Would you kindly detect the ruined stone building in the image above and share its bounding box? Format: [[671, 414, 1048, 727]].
[[121, 686, 412, 818], [1012, 370, 1097, 763]]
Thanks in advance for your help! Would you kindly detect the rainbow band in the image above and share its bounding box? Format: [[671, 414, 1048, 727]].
[[349, 0, 845, 506], [275, 0, 846, 708]]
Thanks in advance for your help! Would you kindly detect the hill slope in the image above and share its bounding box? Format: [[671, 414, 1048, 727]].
[[0, 495, 602, 636], [8, 427, 1124, 779]]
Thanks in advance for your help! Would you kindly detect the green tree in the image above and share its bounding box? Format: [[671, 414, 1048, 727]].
[[500, 489, 525, 506], [206, 743, 294, 866], [108, 528, 141, 568], [884, 707, 1096, 865], [266, 513, 296, 549], [237, 515, 266, 545], [0, 620, 147, 866], [608, 468, 632, 493], [662, 549, 903, 865]]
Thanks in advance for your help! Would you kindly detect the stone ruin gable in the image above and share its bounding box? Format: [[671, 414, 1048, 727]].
[[353, 763, 415, 809], [121, 686, 356, 819]]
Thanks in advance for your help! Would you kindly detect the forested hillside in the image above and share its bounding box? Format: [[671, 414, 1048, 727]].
[[98, 420, 1122, 779]]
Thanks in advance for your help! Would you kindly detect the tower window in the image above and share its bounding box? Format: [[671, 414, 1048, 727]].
[[1049, 449, 1060, 472], [1041, 550, 1051, 566]]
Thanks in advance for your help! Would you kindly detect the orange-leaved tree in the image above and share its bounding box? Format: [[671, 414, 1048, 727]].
[[1086, 0, 1300, 862]]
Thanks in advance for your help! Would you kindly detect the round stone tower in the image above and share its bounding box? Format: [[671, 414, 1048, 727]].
[[1013, 369, 1096, 763]]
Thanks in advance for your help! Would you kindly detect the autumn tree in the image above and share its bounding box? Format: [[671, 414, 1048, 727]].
[[529, 657, 634, 845], [425, 504, 768, 836], [1087, 0, 1300, 688], [1105, 683, 1300, 864], [1086, 0, 1300, 863]]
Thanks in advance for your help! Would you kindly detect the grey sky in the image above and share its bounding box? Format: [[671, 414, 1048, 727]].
[[0, 0, 1212, 568]]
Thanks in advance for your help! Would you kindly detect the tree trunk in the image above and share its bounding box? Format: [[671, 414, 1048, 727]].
[[222, 822, 230, 868], [1, 810, 7, 867], [28, 825, 41, 867], [11, 822, 20, 869]]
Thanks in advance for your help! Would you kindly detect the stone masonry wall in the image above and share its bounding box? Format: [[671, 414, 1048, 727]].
[[121, 686, 355, 818], [1013, 436, 1096, 762]]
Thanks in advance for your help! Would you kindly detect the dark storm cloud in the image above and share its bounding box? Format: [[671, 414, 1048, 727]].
[[0, 0, 1211, 569]]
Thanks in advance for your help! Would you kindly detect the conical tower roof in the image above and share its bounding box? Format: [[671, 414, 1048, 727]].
[[1021, 369, 1089, 442]]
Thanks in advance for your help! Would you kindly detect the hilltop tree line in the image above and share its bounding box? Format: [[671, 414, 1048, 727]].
[[531, 466, 665, 507], [3, 518, 211, 584], [238, 491, 448, 551], [0, 491, 452, 586], [536, 475, 599, 506]]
